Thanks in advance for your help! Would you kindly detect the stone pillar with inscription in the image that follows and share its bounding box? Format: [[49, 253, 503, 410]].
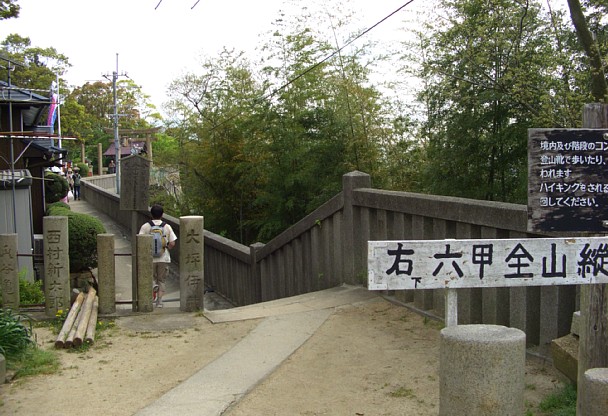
[[43, 216, 70, 317], [180, 216, 204, 312], [0, 234, 20, 310], [120, 155, 150, 311]]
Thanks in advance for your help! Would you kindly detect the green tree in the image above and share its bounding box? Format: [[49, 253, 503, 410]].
[[567, 0, 608, 101], [0, 34, 70, 91], [166, 49, 267, 243], [0, 0, 19, 20], [61, 79, 160, 167], [407, 0, 587, 203], [253, 8, 390, 240]]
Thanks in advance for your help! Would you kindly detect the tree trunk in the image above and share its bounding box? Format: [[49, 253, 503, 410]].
[[567, 0, 608, 101]]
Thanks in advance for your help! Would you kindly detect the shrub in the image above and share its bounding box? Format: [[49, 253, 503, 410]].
[[46, 202, 106, 272], [44, 172, 69, 203], [75, 162, 89, 177], [0, 308, 34, 360], [0, 277, 45, 307], [19, 279, 45, 305]]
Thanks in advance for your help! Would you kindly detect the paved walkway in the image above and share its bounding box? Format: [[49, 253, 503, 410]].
[[69, 197, 379, 415]]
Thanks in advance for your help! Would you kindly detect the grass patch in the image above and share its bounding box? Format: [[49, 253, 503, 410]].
[[7, 346, 60, 379], [538, 383, 576, 416], [423, 316, 445, 330], [0, 308, 35, 359], [388, 386, 416, 398]]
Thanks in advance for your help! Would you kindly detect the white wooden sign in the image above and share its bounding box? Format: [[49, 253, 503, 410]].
[[368, 237, 608, 290]]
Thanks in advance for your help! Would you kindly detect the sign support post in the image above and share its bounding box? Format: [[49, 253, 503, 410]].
[[577, 104, 608, 415]]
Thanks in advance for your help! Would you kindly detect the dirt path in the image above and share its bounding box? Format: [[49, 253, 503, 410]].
[[0, 298, 566, 415]]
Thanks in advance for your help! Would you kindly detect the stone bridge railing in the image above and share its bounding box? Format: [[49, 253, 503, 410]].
[[80, 172, 575, 353]]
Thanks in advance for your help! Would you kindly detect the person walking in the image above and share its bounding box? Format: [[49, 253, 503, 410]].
[[72, 171, 82, 200], [138, 204, 177, 308]]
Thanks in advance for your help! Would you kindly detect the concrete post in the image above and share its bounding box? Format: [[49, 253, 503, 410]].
[[97, 234, 116, 314], [43, 216, 70, 317], [341, 171, 371, 285], [439, 324, 526, 416], [250, 242, 264, 304], [97, 142, 103, 176], [136, 234, 153, 312], [0, 234, 19, 310], [0, 354, 5, 384], [179, 216, 204, 312], [580, 368, 608, 416]]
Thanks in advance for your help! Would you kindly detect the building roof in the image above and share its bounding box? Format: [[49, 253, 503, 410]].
[[0, 81, 51, 128], [104, 141, 147, 157]]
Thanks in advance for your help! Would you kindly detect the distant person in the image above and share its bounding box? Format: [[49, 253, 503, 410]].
[[72, 171, 82, 200], [138, 204, 177, 308], [67, 171, 74, 196], [108, 160, 116, 174]]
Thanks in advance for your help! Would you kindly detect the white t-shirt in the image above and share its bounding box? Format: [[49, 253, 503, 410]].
[[138, 219, 177, 263]]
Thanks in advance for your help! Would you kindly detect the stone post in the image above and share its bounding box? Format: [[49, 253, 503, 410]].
[[341, 171, 371, 285], [97, 234, 116, 314], [43, 216, 70, 317], [0, 354, 5, 384], [97, 142, 103, 176], [439, 324, 526, 416], [250, 242, 264, 304], [0, 234, 19, 310], [580, 368, 608, 416], [180, 216, 204, 312], [136, 234, 153, 312]]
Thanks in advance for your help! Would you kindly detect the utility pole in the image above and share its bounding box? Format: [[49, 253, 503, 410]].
[[103, 53, 128, 193]]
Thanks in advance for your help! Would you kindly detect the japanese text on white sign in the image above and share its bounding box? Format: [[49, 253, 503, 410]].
[[368, 237, 608, 290]]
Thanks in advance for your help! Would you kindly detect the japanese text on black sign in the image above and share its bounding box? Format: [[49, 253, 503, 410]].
[[528, 128, 608, 232], [368, 237, 608, 290]]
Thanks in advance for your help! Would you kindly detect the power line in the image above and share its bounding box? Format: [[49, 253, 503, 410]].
[[262, 0, 416, 101], [155, 0, 201, 10], [202, 0, 417, 134]]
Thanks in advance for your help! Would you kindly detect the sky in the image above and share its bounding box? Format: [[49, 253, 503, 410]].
[[0, 0, 429, 115]]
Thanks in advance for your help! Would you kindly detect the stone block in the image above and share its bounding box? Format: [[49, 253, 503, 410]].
[[550, 334, 578, 384], [570, 311, 581, 336], [439, 324, 526, 416], [580, 368, 608, 416]]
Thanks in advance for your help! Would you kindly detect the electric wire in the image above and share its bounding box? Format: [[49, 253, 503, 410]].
[[202, 0, 417, 135]]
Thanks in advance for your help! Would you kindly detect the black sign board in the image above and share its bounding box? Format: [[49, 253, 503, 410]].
[[528, 128, 608, 232], [120, 155, 150, 211]]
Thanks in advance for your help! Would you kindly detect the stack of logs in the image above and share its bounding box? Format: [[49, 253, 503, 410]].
[[55, 287, 99, 349]]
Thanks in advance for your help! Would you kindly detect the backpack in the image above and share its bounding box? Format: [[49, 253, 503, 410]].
[[149, 220, 167, 257]]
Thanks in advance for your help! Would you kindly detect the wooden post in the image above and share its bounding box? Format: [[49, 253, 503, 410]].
[[73, 287, 97, 347], [55, 292, 85, 348], [85, 296, 99, 344], [577, 103, 608, 415]]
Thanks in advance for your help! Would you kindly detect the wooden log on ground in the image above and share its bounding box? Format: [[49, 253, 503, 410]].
[[73, 287, 97, 347], [55, 292, 85, 348], [65, 306, 85, 348], [85, 296, 99, 345]]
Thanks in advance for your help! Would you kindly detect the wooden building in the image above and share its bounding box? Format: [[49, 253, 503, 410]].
[[0, 80, 67, 234]]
